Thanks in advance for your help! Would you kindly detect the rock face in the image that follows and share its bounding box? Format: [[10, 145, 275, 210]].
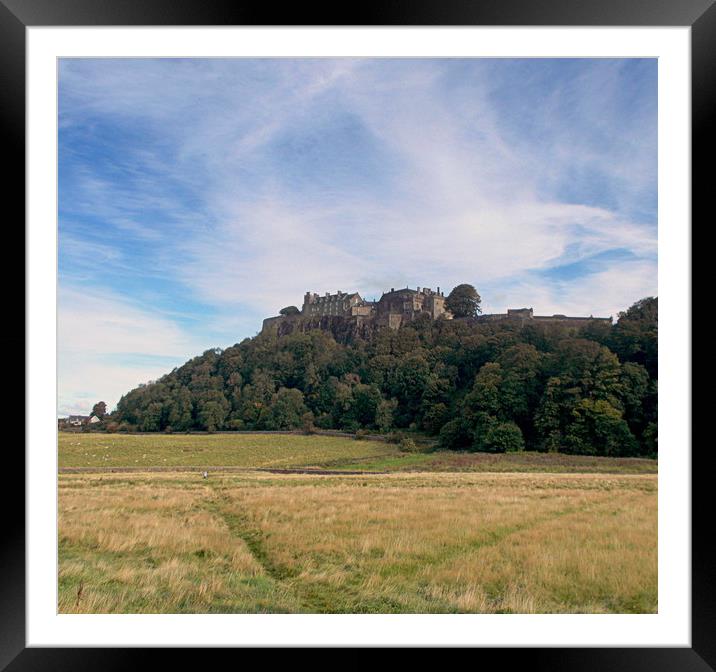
[[263, 314, 380, 343]]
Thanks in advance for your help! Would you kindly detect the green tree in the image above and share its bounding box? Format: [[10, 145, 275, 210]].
[[463, 362, 502, 422], [553, 339, 623, 405], [534, 377, 568, 452], [279, 305, 301, 316], [480, 421, 525, 453], [91, 401, 107, 420], [197, 391, 230, 431], [619, 362, 650, 436], [141, 402, 164, 432], [376, 398, 398, 432], [421, 402, 449, 435], [445, 284, 482, 318], [265, 388, 309, 430], [642, 421, 658, 457], [609, 297, 658, 377], [439, 417, 473, 449], [564, 398, 637, 457], [108, 294, 655, 460], [166, 387, 193, 431]]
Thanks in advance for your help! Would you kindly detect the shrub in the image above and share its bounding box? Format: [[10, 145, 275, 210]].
[[481, 421, 525, 453], [355, 428, 371, 440], [387, 431, 406, 444], [398, 438, 419, 453], [439, 418, 473, 450]]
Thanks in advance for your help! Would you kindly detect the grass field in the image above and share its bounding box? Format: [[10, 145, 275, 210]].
[[58, 433, 393, 469], [59, 432, 658, 474], [58, 433, 658, 614]]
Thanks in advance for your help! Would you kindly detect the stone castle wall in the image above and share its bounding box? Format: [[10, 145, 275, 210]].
[[262, 286, 611, 336]]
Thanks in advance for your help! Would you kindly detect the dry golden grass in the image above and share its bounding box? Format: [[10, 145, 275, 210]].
[[59, 471, 656, 614]]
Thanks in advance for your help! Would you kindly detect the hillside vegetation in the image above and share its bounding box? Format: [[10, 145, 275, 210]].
[[111, 297, 657, 458]]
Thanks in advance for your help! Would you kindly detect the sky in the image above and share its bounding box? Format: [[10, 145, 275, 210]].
[[58, 58, 657, 416]]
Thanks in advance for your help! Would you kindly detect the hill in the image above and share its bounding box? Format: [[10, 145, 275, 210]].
[[110, 297, 657, 458]]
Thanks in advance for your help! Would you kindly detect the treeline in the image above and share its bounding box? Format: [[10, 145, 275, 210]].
[[111, 297, 657, 457]]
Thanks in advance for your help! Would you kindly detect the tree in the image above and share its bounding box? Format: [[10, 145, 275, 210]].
[[445, 284, 482, 318], [280, 305, 301, 316], [140, 402, 163, 432], [619, 362, 650, 436], [265, 388, 309, 430], [91, 401, 107, 420], [199, 401, 227, 432], [439, 417, 473, 449], [467, 363, 502, 416], [563, 398, 637, 457], [609, 297, 658, 377], [534, 377, 567, 452], [376, 398, 398, 432], [107, 293, 655, 459], [480, 421, 525, 453], [166, 387, 194, 431], [421, 402, 449, 435], [349, 384, 382, 427]]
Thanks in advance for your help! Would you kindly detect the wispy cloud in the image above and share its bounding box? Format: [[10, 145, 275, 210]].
[[58, 58, 657, 413], [58, 286, 204, 414]]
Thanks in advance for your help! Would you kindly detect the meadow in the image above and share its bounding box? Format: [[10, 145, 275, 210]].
[[58, 432, 394, 469], [59, 432, 658, 473], [58, 433, 658, 614]]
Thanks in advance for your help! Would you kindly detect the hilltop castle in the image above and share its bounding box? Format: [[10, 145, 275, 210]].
[[262, 286, 448, 334], [261, 286, 611, 335]]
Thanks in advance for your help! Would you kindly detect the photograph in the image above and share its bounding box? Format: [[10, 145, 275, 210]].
[[56, 56, 660, 616]]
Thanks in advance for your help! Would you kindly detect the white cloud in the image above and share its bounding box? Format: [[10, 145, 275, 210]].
[[58, 59, 658, 411], [167, 61, 655, 316], [490, 259, 658, 320], [58, 286, 204, 414]]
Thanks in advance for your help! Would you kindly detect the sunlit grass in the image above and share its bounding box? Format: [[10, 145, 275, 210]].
[[59, 471, 657, 614], [58, 432, 657, 474], [58, 432, 395, 469]]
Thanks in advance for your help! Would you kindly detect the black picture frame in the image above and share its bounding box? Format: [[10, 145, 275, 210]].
[[4, 0, 706, 667]]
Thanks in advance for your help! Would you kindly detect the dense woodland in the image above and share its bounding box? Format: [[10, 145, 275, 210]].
[[110, 297, 657, 458]]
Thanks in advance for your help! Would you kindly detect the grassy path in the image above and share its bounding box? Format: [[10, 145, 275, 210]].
[[205, 485, 361, 613]]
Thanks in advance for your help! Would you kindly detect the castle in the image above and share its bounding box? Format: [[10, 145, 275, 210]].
[[261, 286, 611, 334]]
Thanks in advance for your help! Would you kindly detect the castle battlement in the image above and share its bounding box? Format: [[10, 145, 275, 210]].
[[477, 307, 612, 327]]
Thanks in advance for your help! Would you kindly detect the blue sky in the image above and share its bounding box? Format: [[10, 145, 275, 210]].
[[58, 58, 657, 415]]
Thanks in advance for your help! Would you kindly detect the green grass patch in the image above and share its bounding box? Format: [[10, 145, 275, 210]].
[[59, 432, 396, 469]]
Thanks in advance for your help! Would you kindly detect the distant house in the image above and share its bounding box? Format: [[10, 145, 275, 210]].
[[67, 415, 89, 426], [89, 415, 101, 424]]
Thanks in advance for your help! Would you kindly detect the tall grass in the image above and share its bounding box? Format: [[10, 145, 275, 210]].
[[59, 471, 656, 613]]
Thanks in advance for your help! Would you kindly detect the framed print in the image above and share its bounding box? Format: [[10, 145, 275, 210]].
[[5, 0, 708, 667]]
